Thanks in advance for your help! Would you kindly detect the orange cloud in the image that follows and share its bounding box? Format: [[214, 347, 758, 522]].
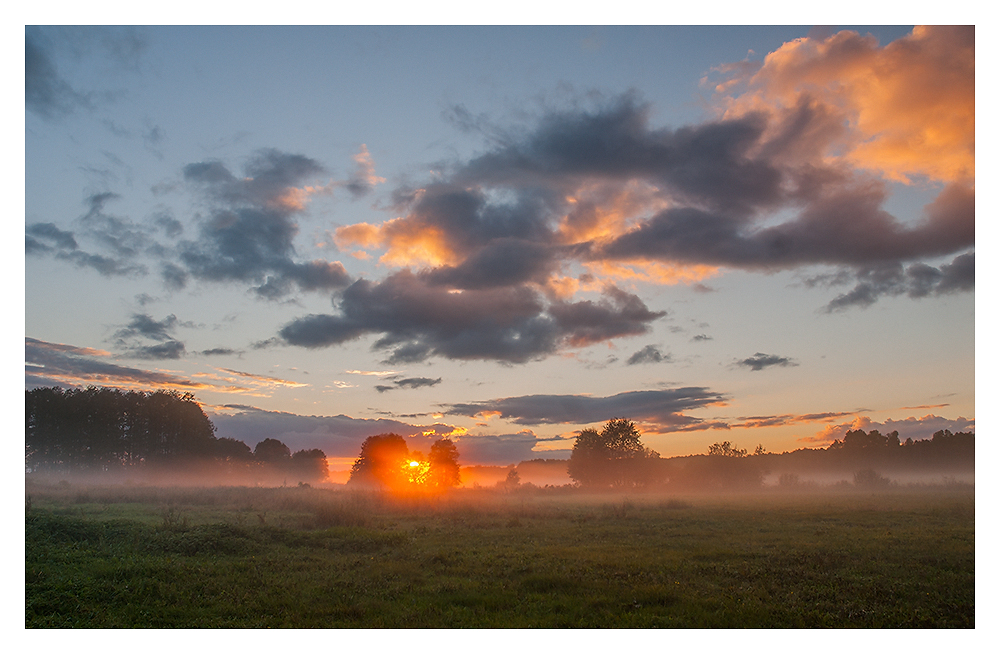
[[719, 26, 974, 184], [335, 217, 459, 268], [334, 222, 383, 249], [351, 144, 386, 188], [557, 180, 669, 245], [268, 183, 332, 212], [584, 259, 719, 286]]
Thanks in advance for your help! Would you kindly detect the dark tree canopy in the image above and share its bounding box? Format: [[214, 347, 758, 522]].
[[25, 386, 328, 484], [25, 386, 217, 473], [254, 438, 292, 463], [290, 448, 329, 483], [568, 418, 660, 488], [428, 438, 461, 489]]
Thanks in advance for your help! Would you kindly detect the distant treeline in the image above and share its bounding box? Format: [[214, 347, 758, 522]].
[[562, 421, 975, 491], [25, 386, 327, 484]]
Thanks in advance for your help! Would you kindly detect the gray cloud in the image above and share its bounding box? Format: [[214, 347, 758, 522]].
[[27, 193, 156, 278], [25, 28, 92, 119], [177, 149, 351, 298], [452, 432, 542, 466], [375, 377, 443, 393], [359, 92, 973, 316], [210, 405, 557, 465], [26, 223, 78, 250], [736, 352, 798, 372], [627, 344, 671, 365], [422, 238, 561, 290], [823, 251, 975, 311], [209, 407, 456, 458], [25, 337, 203, 389], [112, 313, 191, 360], [443, 387, 729, 432], [26, 26, 147, 120], [280, 270, 663, 363]]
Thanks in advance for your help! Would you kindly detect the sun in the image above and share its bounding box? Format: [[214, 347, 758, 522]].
[[404, 459, 431, 485]]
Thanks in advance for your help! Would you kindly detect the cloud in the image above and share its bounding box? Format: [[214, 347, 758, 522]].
[[327, 34, 972, 320], [26, 223, 78, 251], [821, 251, 974, 311], [279, 270, 663, 363], [731, 411, 859, 429], [443, 387, 729, 432], [375, 377, 443, 393], [177, 149, 350, 298], [208, 406, 460, 458], [25, 28, 92, 119], [198, 347, 241, 356], [452, 431, 542, 465], [801, 414, 974, 446], [343, 144, 386, 198], [26, 193, 157, 278], [716, 26, 974, 185], [627, 344, 671, 365], [26, 26, 148, 120], [25, 337, 209, 390], [112, 313, 190, 360], [210, 405, 555, 465], [215, 368, 308, 389], [735, 352, 798, 372]]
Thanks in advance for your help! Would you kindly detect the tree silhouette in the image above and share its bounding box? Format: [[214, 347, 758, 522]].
[[707, 441, 747, 457], [428, 438, 461, 489], [348, 433, 410, 489], [568, 418, 660, 488], [25, 386, 217, 473], [254, 438, 291, 463], [348, 434, 461, 492], [290, 448, 329, 483]]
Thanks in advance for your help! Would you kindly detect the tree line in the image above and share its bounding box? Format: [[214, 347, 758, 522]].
[[567, 419, 974, 490], [25, 386, 327, 483]]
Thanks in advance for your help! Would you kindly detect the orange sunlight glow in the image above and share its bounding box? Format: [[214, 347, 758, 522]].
[[404, 459, 431, 485]]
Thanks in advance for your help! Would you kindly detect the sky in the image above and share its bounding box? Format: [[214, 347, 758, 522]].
[[24, 24, 976, 472]]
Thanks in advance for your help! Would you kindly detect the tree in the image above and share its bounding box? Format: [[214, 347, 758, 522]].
[[25, 386, 217, 474], [215, 437, 253, 462], [348, 433, 410, 489], [348, 434, 462, 492], [707, 441, 747, 457], [568, 418, 660, 488], [428, 438, 461, 489], [254, 438, 291, 463], [290, 448, 329, 483]]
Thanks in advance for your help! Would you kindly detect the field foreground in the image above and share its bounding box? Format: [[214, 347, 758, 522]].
[[25, 482, 974, 628]]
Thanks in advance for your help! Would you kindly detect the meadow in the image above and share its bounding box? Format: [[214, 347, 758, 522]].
[[25, 480, 974, 628]]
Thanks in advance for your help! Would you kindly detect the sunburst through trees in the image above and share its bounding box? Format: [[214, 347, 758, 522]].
[[348, 433, 460, 493]]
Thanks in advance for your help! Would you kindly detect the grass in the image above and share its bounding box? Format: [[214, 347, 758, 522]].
[[25, 481, 974, 628]]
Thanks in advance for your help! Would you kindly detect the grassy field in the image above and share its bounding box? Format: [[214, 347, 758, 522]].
[[25, 480, 974, 628]]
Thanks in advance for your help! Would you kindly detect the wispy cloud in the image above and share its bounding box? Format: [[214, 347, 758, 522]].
[[443, 387, 729, 433], [735, 353, 798, 372], [25, 337, 210, 391], [375, 377, 443, 393]]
